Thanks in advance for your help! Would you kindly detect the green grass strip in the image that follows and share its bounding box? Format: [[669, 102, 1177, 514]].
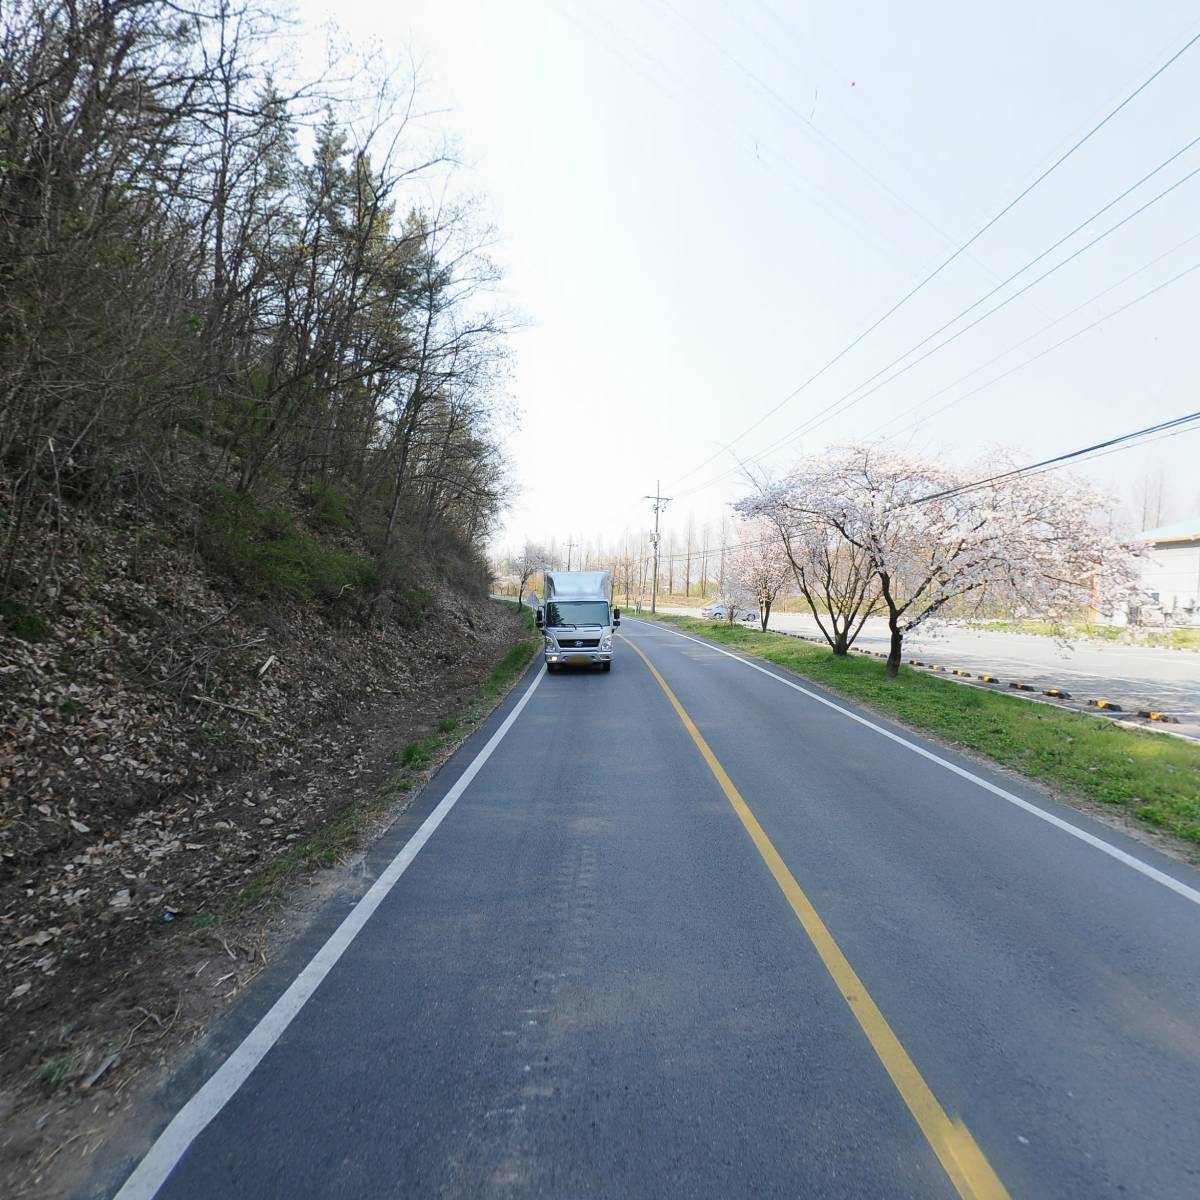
[[972, 618, 1200, 649], [643, 613, 1200, 849]]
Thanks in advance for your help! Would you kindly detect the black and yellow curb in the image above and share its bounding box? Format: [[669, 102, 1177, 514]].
[[786, 636, 1182, 730]]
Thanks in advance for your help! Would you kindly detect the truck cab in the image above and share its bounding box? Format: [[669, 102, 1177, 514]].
[[536, 570, 620, 672]]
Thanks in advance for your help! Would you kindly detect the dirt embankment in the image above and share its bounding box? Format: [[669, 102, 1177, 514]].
[[0, 503, 526, 1193]]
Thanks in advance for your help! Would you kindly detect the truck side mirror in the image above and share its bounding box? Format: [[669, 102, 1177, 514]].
[[613, 607, 621, 626], [535, 607, 544, 628]]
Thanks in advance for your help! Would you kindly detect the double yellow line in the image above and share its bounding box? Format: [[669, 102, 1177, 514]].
[[623, 635, 1010, 1200]]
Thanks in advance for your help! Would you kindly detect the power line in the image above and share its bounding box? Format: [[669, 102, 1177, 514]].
[[867, 229, 1200, 440], [1013, 419, 1200, 482], [645, 400, 1200, 565], [653, 0, 1006, 261], [668, 26, 1200, 487], [644, 420, 1200, 570], [901, 409, 1200, 506], [755, 143, 1200, 450], [552, 2, 986, 284], [746, 0, 987, 227], [675, 165, 1200, 500], [881, 257, 1200, 444]]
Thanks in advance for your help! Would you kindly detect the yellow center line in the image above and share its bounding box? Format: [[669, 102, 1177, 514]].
[[620, 633, 1011, 1200]]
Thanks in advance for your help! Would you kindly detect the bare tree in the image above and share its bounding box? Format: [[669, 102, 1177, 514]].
[[1132, 462, 1171, 531], [635, 542, 651, 613], [683, 517, 695, 598]]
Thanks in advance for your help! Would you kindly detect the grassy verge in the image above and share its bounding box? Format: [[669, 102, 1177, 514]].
[[232, 604, 540, 911], [642, 613, 1200, 849], [1138, 627, 1200, 650], [972, 618, 1200, 649]]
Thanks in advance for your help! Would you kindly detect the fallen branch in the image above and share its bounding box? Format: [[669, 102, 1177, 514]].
[[81, 1053, 120, 1090], [188, 694, 270, 722]]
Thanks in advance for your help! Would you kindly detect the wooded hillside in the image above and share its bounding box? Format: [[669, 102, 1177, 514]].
[[0, 3, 523, 1128], [1, 0, 510, 624]]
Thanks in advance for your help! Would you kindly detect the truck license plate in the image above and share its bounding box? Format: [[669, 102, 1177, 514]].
[[567, 655, 591, 666]]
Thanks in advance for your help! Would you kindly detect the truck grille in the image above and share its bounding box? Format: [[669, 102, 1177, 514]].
[[561, 638, 600, 648]]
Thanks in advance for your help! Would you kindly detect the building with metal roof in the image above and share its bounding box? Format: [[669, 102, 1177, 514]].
[[1133, 518, 1200, 626]]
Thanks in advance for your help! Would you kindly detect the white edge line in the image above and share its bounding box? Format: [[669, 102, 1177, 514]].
[[114, 664, 548, 1200], [635, 620, 1200, 909]]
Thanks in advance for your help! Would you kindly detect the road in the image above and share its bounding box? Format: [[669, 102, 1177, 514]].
[[102, 618, 1200, 1200], [662, 605, 1200, 730]]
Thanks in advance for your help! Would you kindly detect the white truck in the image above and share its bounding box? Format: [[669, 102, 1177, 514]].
[[536, 570, 621, 672]]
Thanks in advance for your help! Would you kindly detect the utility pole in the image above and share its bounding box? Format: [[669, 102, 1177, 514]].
[[643, 481, 671, 614], [565, 537, 577, 571]]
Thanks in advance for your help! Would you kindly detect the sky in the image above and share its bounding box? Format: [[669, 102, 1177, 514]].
[[297, 0, 1200, 553]]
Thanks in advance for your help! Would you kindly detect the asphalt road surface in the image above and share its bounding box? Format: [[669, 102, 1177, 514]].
[[102, 618, 1200, 1200]]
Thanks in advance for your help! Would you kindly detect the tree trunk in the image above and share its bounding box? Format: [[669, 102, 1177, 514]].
[[760, 599, 771, 631], [832, 629, 849, 655], [885, 623, 903, 677]]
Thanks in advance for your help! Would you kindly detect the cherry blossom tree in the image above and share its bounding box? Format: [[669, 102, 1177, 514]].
[[739, 445, 1139, 676], [755, 507, 881, 653], [507, 542, 547, 610], [733, 520, 792, 630], [712, 559, 754, 625]]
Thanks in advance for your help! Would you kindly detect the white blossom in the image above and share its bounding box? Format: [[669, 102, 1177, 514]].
[[737, 444, 1140, 673]]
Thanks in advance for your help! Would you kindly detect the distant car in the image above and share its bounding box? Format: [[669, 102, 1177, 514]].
[[700, 603, 758, 624]]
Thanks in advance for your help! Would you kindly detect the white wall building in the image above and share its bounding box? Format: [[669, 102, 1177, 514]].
[[1133, 519, 1200, 626]]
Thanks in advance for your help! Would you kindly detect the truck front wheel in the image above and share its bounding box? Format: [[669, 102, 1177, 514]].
[[601, 661, 611, 672]]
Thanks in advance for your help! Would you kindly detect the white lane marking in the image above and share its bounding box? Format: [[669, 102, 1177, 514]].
[[115, 665, 548, 1200], [633, 621, 1200, 909]]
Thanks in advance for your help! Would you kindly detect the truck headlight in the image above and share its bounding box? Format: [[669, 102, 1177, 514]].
[[544, 637, 557, 651], [600, 635, 612, 651]]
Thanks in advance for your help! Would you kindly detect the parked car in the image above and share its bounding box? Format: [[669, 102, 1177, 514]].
[[700, 603, 758, 623]]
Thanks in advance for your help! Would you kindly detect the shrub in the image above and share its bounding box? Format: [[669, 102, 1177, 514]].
[[302, 483, 351, 532], [1, 596, 50, 641], [199, 485, 377, 605]]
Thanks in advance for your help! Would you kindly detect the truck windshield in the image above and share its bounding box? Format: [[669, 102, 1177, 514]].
[[545, 601, 609, 628]]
